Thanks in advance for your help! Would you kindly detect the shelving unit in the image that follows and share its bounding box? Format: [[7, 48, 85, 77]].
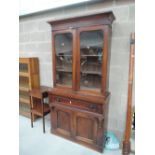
[[19, 58, 40, 119]]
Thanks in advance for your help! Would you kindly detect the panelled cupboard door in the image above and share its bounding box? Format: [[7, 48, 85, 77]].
[[74, 111, 98, 145], [52, 29, 77, 89], [50, 105, 73, 138]]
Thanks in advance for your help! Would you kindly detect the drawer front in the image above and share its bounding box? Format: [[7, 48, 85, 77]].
[[49, 95, 102, 114]]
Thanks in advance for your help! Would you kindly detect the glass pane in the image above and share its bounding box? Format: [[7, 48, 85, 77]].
[[55, 33, 73, 86], [80, 30, 103, 90], [19, 63, 28, 73]]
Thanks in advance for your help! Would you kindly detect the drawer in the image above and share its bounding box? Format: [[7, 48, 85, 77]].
[[49, 95, 102, 114]]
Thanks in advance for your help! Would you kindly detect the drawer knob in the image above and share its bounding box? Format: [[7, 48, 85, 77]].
[[69, 101, 72, 104]]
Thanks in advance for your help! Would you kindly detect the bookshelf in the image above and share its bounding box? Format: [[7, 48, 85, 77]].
[[19, 58, 40, 119]]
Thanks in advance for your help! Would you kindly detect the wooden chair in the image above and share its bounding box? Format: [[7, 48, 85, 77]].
[[29, 86, 51, 133]]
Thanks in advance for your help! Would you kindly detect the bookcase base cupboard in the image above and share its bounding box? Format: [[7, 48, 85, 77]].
[[48, 12, 115, 152]]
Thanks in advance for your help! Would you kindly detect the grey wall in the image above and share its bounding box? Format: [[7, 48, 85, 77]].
[[19, 0, 135, 142]]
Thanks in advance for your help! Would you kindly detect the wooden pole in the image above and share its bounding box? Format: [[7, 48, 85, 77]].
[[122, 33, 135, 155]]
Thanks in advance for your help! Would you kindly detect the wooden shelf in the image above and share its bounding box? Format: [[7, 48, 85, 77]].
[[57, 69, 72, 73], [19, 101, 30, 117], [56, 49, 72, 54], [81, 55, 102, 57], [56, 55, 72, 57], [81, 42, 103, 48], [19, 84, 29, 92], [19, 72, 29, 77], [81, 71, 101, 75], [31, 104, 50, 116], [19, 96, 30, 104], [56, 69, 101, 75]]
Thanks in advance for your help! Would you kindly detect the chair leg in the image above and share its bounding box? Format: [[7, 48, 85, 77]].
[[30, 112, 33, 128], [43, 115, 45, 133], [30, 96, 33, 128], [41, 98, 45, 133]]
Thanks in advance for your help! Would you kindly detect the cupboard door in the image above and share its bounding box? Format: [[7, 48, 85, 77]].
[[79, 29, 103, 91], [54, 32, 73, 87], [51, 105, 73, 137], [74, 112, 98, 145]]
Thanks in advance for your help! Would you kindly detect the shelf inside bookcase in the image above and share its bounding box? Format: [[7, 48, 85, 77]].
[[56, 65, 72, 73], [57, 69, 72, 73], [56, 72, 72, 86], [19, 85, 29, 92], [19, 90, 30, 104], [81, 71, 101, 75], [56, 69, 101, 75], [56, 54, 72, 57], [19, 102, 33, 119], [19, 96, 30, 104], [19, 76, 29, 91], [81, 55, 102, 57], [80, 42, 103, 48], [19, 72, 29, 77]]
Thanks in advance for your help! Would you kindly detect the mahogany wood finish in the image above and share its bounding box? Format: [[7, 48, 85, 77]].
[[122, 33, 135, 155], [48, 12, 115, 152]]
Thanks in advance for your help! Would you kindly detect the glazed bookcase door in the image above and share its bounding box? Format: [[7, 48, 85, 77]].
[[53, 30, 74, 88], [78, 26, 106, 92]]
